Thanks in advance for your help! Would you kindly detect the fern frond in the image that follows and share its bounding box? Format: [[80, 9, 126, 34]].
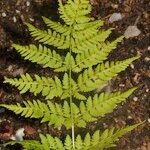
[[42, 16, 71, 36], [78, 56, 139, 92], [58, 0, 92, 26], [4, 73, 63, 99], [4, 124, 140, 150], [71, 29, 113, 53], [26, 23, 69, 49], [2, 0, 140, 149], [58, 0, 74, 26], [12, 44, 63, 69], [72, 20, 103, 43], [80, 88, 136, 120]]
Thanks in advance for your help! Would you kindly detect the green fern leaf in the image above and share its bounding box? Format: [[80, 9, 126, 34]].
[[75, 135, 83, 149], [78, 56, 139, 92], [55, 53, 75, 72], [90, 124, 140, 150], [72, 20, 103, 43], [4, 73, 86, 100], [83, 90, 125, 122], [42, 16, 71, 36], [0, 100, 66, 128], [64, 135, 73, 149], [71, 29, 113, 53], [12, 44, 63, 69], [58, 0, 92, 26], [61, 73, 86, 100], [58, 0, 74, 26], [0, 100, 84, 129], [2, 0, 141, 149], [4, 73, 63, 99], [26, 23, 69, 49]]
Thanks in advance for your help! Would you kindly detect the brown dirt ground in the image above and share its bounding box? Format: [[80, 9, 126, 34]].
[[0, 0, 149, 150]]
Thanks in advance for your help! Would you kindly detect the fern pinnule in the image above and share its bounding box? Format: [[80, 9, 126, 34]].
[[71, 28, 113, 53], [82, 87, 136, 118], [4, 73, 63, 99], [4, 73, 86, 100], [58, 0, 92, 26], [90, 124, 140, 150], [26, 23, 69, 49], [72, 20, 104, 42], [42, 16, 71, 35], [77, 56, 139, 92], [12, 44, 63, 69]]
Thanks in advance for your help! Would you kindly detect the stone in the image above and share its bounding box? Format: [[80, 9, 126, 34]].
[[109, 13, 122, 23], [124, 26, 141, 39]]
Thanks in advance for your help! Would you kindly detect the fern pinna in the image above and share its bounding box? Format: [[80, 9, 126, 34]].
[[1, 0, 140, 149]]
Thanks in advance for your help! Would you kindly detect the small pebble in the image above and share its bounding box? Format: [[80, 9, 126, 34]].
[[10, 128, 25, 141], [26, 1, 30, 6], [144, 57, 150, 62], [124, 25, 141, 39], [20, 14, 25, 22], [133, 73, 140, 83], [109, 13, 122, 23], [37, 129, 41, 133], [2, 12, 6, 17], [128, 116, 132, 119], [119, 84, 125, 87], [111, 4, 119, 9], [130, 64, 134, 69], [29, 18, 34, 22], [58, 127, 61, 130], [148, 46, 150, 50], [133, 97, 138, 102], [146, 89, 149, 92], [114, 118, 118, 123], [16, 10, 20, 14], [103, 123, 108, 128], [13, 16, 17, 23], [148, 118, 150, 123], [7, 65, 13, 72]]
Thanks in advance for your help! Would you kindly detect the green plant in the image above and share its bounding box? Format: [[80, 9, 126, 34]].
[[1, 0, 140, 149]]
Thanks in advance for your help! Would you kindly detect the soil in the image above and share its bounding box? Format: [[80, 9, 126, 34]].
[[0, 0, 149, 150]]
